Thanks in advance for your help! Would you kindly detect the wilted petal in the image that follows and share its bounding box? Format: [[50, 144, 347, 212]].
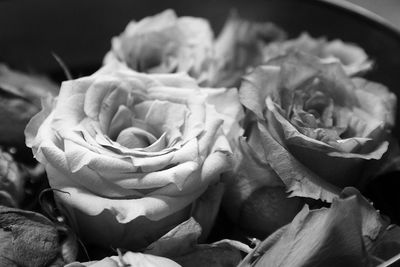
[[352, 78, 397, 128], [174, 240, 244, 267], [0, 205, 76, 266], [257, 121, 339, 202], [146, 217, 202, 257], [239, 188, 384, 267], [66, 251, 181, 267]]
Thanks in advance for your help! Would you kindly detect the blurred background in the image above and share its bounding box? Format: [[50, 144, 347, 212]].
[[347, 0, 400, 29]]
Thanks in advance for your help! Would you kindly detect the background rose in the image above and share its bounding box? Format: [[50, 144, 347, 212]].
[[25, 62, 243, 251], [104, 9, 215, 84], [240, 51, 395, 191], [223, 51, 396, 237], [0, 64, 58, 148], [261, 33, 373, 75], [104, 10, 285, 88]]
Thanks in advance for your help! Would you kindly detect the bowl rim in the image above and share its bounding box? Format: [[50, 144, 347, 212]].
[[305, 0, 400, 41]]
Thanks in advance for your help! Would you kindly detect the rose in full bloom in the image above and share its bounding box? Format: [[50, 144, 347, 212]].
[[223, 51, 396, 237], [262, 33, 373, 75], [104, 9, 214, 83], [104, 10, 285, 87], [25, 62, 243, 251]]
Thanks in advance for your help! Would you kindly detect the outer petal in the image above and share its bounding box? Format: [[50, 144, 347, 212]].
[[352, 77, 397, 128], [257, 121, 339, 202], [239, 188, 385, 267]]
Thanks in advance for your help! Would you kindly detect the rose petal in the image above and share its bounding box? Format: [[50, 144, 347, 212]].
[[257, 121, 339, 202], [240, 65, 281, 118], [240, 188, 383, 267], [146, 217, 202, 257], [116, 252, 181, 267], [352, 78, 397, 128]]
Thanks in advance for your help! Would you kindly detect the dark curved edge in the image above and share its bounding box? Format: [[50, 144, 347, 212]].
[[309, 0, 400, 41]]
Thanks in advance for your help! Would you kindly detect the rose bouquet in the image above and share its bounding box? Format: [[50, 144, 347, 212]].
[[1, 7, 400, 267]]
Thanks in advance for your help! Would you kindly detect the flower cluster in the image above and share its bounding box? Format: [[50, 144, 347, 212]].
[[0, 8, 399, 267]]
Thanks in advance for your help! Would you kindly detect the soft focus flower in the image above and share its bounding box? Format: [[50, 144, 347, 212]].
[[105, 10, 285, 88], [0, 64, 58, 147], [262, 33, 373, 75], [238, 188, 388, 267], [0, 149, 26, 207], [208, 11, 286, 87], [0, 205, 77, 266], [25, 62, 243, 251], [223, 51, 396, 237], [104, 9, 214, 84]]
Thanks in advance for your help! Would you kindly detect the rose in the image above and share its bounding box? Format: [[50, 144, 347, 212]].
[[25, 62, 243, 251], [262, 33, 372, 75], [104, 9, 215, 84], [104, 10, 285, 87], [241, 51, 396, 193], [223, 51, 396, 237]]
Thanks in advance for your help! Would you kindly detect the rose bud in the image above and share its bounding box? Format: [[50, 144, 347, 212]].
[[0, 64, 58, 147], [223, 51, 396, 238], [104, 10, 285, 88], [239, 188, 388, 267], [0, 205, 77, 266], [262, 33, 373, 75], [25, 62, 243, 252]]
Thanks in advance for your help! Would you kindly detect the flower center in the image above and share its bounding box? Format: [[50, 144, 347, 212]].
[[115, 127, 158, 149]]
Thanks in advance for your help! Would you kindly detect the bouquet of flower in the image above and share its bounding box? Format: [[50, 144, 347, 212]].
[[1, 8, 400, 267]]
